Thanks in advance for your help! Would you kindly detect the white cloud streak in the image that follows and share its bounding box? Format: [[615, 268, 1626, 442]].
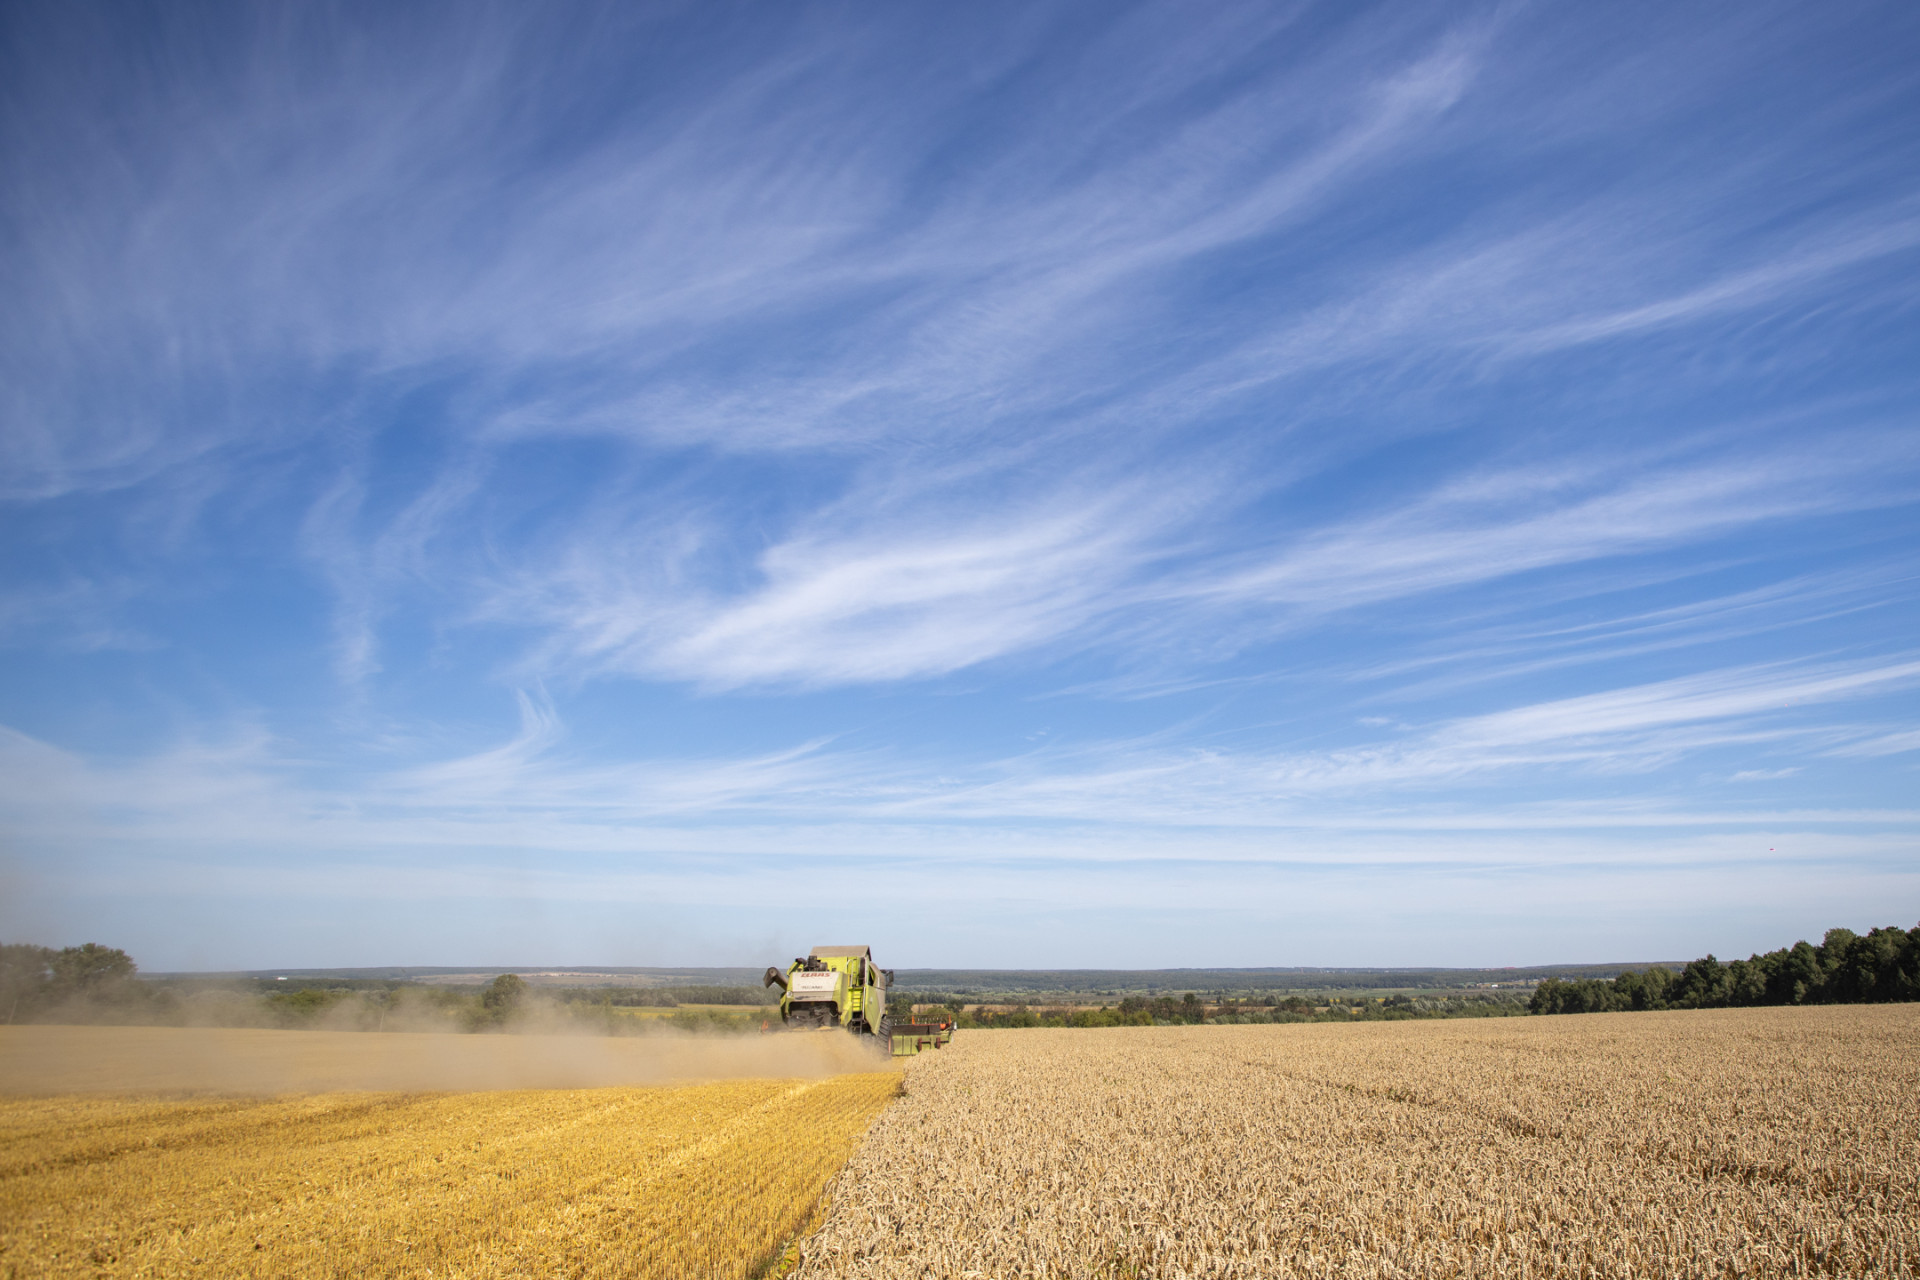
[[4, 655, 1913, 861]]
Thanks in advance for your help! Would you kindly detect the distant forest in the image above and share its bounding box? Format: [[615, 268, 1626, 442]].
[[1529, 924, 1920, 1015]]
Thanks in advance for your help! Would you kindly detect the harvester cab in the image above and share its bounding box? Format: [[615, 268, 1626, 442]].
[[763, 945, 894, 1036]]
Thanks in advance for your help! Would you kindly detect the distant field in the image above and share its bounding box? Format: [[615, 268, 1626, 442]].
[[797, 1005, 1920, 1278], [613, 1003, 774, 1024], [886, 964, 1663, 999], [0, 1024, 886, 1094]]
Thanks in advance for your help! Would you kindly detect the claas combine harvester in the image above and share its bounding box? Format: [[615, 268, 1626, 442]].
[[763, 945, 953, 1057]]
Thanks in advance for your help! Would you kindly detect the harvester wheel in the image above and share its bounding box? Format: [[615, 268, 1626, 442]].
[[878, 1014, 894, 1040]]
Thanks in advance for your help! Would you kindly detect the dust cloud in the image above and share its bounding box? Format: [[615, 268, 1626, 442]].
[[0, 1025, 893, 1095]]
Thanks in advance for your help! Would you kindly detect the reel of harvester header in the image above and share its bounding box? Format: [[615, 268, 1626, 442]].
[[763, 945, 953, 1056]]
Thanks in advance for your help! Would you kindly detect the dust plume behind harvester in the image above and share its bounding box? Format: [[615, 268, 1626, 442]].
[[763, 945, 952, 1057]]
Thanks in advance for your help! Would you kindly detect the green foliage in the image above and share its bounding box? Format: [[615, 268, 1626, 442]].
[[955, 1004, 1045, 1029], [2, 943, 56, 1023], [481, 973, 527, 1009], [262, 987, 351, 1027], [1530, 924, 1920, 1015], [1119, 994, 1208, 1025], [468, 973, 527, 1029], [2, 941, 151, 1022], [50, 942, 137, 992]]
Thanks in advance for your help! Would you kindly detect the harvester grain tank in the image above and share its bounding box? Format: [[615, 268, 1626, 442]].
[[764, 945, 892, 1035], [763, 945, 955, 1055]]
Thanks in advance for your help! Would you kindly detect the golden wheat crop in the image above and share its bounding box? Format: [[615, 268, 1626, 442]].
[[794, 1005, 1920, 1279], [1, 1068, 900, 1279]]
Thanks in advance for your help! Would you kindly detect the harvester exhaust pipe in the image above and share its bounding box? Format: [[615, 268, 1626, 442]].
[[763, 966, 788, 991]]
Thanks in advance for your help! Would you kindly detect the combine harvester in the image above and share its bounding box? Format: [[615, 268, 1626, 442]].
[[763, 945, 953, 1057]]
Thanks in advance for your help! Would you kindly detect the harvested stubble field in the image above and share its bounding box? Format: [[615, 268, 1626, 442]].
[[0, 1026, 901, 1279], [795, 1005, 1920, 1279]]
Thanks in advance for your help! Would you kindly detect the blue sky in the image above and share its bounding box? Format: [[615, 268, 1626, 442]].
[[3, 1, 1917, 971]]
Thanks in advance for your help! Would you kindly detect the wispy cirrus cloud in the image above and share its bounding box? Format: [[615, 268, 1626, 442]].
[[5, 654, 1911, 848], [844, 657, 1920, 825], [1353, 564, 1919, 700], [10, 0, 1916, 698], [1827, 730, 1920, 760], [492, 480, 1187, 689], [1189, 445, 1905, 616], [472, 431, 1914, 692]]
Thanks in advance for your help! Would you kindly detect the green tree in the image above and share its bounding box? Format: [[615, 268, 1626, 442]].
[[1823, 927, 1902, 1002], [1, 943, 55, 1023], [1613, 966, 1675, 1011], [1529, 921, 1920, 1018], [1670, 957, 1728, 1008], [1726, 957, 1767, 1006], [472, 973, 527, 1029], [1896, 926, 1920, 1001], [50, 942, 136, 994], [1780, 940, 1824, 1004], [482, 972, 526, 1008]]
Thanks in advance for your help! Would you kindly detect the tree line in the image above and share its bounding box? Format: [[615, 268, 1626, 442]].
[[1529, 924, 1920, 1015], [0, 942, 772, 1034], [2, 942, 140, 1022]]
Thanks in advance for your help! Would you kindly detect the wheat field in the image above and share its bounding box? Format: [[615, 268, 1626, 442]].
[[1, 1071, 901, 1279], [794, 1005, 1920, 1279], [6, 1009, 1915, 1279]]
